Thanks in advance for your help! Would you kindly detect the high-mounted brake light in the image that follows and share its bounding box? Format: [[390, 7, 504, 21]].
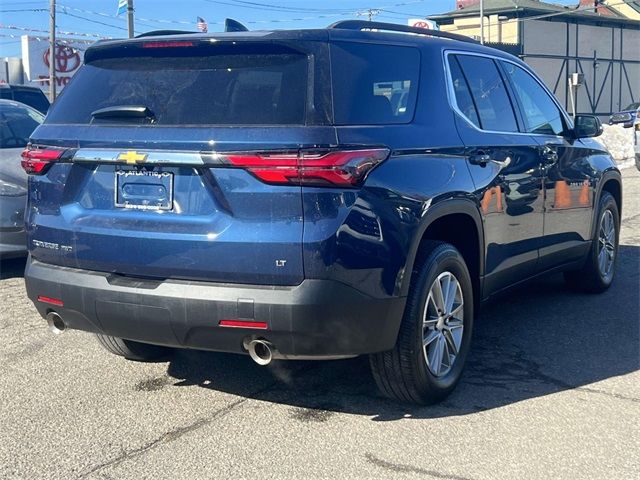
[[221, 148, 390, 187], [21, 147, 65, 175], [142, 41, 195, 49]]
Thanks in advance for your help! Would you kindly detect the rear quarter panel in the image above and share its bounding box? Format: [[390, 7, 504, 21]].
[[303, 41, 480, 299]]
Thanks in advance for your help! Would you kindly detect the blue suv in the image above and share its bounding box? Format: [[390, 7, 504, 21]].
[[23, 22, 622, 404]]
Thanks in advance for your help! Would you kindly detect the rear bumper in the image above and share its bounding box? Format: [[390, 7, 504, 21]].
[[25, 257, 405, 358], [0, 228, 27, 259]]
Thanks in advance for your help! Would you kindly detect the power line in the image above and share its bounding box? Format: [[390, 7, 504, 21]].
[[52, 0, 428, 31], [0, 23, 109, 38], [56, 4, 164, 30], [0, 1, 46, 6], [444, 0, 638, 32], [0, 8, 48, 13], [356, 9, 382, 21], [0, 32, 91, 47], [204, 0, 429, 15], [56, 9, 129, 32], [204, 0, 360, 14]]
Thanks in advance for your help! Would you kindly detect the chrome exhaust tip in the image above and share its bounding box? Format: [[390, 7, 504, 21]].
[[247, 339, 273, 366], [45, 312, 66, 335]]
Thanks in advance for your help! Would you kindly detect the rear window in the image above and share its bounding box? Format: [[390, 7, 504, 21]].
[[46, 51, 308, 125], [331, 42, 420, 125], [0, 102, 44, 148], [13, 90, 50, 114]]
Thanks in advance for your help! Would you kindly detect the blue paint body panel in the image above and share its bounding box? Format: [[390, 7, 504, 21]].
[[24, 28, 621, 360]]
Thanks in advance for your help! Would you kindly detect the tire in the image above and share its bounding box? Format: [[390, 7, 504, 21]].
[[95, 334, 173, 362], [370, 241, 474, 405], [564, 191, 619, 293]]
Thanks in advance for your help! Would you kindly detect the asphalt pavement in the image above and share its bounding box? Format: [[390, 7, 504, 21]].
[[1, 168, 638, 480]]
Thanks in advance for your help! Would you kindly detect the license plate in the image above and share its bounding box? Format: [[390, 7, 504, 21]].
[[115, 169, 173, 211]]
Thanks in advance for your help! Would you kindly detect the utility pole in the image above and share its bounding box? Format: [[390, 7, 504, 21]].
[[127, 0, 134, 38], [49, 0, 56, 102], [357, 9, 380, 22], [479, 0, 484, 44]]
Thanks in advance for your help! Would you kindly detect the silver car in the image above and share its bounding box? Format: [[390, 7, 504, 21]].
[[0, 99, 44, 258]]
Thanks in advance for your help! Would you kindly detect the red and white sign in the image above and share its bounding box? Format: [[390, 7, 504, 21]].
[[21, 35, 89, 93], [408, 19, 439, 30]]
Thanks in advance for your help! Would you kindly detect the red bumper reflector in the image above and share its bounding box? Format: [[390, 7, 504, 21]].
[[219, 320, 268, 329], [37, 296, 64, 307]]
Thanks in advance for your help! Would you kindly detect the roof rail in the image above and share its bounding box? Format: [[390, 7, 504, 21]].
[[328, 20, 479, 44], [135, 30, 197, 38]]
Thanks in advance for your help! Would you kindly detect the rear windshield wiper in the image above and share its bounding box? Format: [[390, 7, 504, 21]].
[[91, 105, 155, 121]]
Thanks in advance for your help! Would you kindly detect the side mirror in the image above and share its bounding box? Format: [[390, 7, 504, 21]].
[[574, 114, 603, 138]]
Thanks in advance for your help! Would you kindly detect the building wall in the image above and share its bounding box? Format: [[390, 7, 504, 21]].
[[522, 20, 640, 116], [440, 15, 519, 43], [603, 0, 640, 20]]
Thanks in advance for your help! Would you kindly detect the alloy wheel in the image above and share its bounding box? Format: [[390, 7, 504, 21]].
[[422, 271, 464, 377], [597, 209, 616, 280]]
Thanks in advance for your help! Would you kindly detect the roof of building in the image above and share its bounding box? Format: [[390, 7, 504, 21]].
[[429, 0, 640, 25]]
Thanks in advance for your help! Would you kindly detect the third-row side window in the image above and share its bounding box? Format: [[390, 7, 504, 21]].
[[451, 54, 519, 133], [449, 53, 566, 136]]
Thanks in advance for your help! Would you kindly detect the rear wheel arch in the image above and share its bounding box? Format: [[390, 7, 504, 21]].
[[591, 170, 622, 238], [402, 198, 484, 303], [601, 177, 622, 218]]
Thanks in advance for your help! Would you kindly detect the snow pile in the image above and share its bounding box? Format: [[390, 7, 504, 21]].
[[596, 123, 635, 163]]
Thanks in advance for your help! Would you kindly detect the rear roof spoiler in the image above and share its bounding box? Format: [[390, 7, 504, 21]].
[[328, 20, 479, 44]]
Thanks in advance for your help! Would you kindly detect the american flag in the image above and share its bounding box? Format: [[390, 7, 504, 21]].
[[197, 16, 208, 33]]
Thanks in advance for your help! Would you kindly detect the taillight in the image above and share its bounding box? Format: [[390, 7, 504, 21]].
[[220, 148, 389, 187], [21, 147, 65, 175]]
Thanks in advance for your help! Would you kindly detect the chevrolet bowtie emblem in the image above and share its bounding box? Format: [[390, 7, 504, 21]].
[[117, 151, 148, 164]]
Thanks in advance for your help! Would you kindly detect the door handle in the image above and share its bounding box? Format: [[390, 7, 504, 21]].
[[541, 146, 558, 165], [491, 156, 512, 168], [469, 153, 492, 166], [469, 153, 512, 169]]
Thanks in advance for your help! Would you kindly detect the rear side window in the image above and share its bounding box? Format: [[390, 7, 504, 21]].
[[331, 43, 420, 125], [13, 90, 50, 114], [46, 51, 308, 125], [0, 103, 44, 148], [453, 54, 518, 133]]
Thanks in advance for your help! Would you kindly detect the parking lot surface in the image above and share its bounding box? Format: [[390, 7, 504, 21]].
[[1, 168, 638, 480]]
